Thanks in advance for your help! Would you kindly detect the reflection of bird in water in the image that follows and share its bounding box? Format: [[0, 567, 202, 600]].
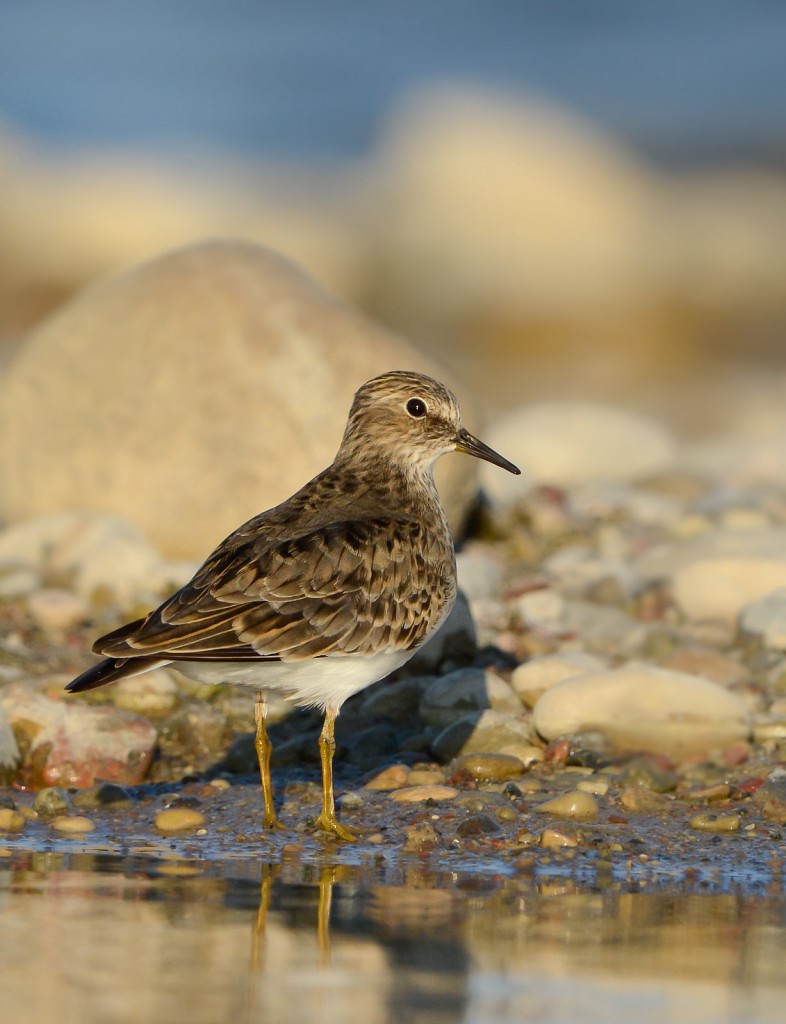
[[245, 861, 470, 1024], [66, 371, 519, 840]]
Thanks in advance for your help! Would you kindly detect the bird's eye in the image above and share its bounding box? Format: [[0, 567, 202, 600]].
[[406, 397, 427, 418]]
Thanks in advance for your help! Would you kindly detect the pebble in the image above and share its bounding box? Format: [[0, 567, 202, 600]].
[[336, 790, 365, 810], [536, 790, 599, 821], [619, 786, 667, 813], [511, 653, 607, 708], [533, 664, 751, 756], [0, 808, 25, 832], [739, 589, 786, 651], [577, 777, 610, 796], [455, 548, 504, 601], [622, 757, 678, 793], [514, 588, 565, 628], [753, 717, 786, 743], [401, 822, 441, 853], [33, 787, 70, 819], [113, 670, 180, 716], [51, 815, 95, 834], [72, 783, 133, 810], [540, 827, 579, 849], [419, 668, 521, 728], [498, 744, 545, 767], [364, 764, 412, 790], [687, 783, 732, 802], [155, 808, 206, 832], [455, 813, 502, 838], [0, 565, 39, 598], [689, 813, 741, 833], [389, 785, 458, 803], [452, 753, 525, 783], [407, 768, 448, 786], [26, 588, 90, 631], [752, 778, 786, 823]]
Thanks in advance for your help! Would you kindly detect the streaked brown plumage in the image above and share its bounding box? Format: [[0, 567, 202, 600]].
[[66, 370, 520, 839]]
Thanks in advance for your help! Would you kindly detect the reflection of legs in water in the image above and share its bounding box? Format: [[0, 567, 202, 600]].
[[250, 863, 347, 970], [250, 862, 279, 970]]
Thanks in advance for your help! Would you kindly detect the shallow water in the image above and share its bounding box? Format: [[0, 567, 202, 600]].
[[3, 843, 786, 1024]]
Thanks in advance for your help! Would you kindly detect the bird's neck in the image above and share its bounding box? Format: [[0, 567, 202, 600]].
[[331, 450, 445, 520]]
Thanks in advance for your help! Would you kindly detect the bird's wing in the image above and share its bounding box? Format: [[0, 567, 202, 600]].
[[94, 518, 454, 662]]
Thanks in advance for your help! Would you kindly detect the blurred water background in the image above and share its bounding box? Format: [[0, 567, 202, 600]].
[[1, 0, 785, 427]]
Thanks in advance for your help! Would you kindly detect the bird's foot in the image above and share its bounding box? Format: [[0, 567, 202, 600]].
[[262, 810, 286, 832], [314, 811, 358, 843]]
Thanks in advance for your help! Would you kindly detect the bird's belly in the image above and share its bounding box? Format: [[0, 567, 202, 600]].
[[174, 649, 413, 711]]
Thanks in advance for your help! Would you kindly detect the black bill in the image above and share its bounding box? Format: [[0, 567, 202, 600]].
[[455, 428, 521, 475]]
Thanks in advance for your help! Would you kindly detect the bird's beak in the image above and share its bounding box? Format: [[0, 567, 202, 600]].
[[455, 428, 521, 475]]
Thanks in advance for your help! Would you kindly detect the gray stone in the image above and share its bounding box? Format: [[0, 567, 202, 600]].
[[739, 588, 786, 650], [419, 668, 520, 729], [405, 590, 477, 675]]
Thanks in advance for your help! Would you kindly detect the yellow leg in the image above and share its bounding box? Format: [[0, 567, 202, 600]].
[[254, 693, 283, 830], [315, 707, 357, 842]]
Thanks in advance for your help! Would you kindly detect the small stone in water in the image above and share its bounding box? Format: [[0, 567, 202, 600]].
[[407, 768, 448, 786], [452, 753, 525, 783], [155, 808, 206, 832], [689, 813, 741, 833], [540, 827, 579, 849], [33, 787, 70, 820], [390, 785, 458, 803], [401, 822, 441, 853], [0, 808, 25, 831], [577, 777, 610, 796], [536, 790, 599, 821], [51, 815, 95, 833], [364, 764, 411, 790], [455, 813, 502, 838], [336, 790, 364, 810], [73, 783, 132, 810]]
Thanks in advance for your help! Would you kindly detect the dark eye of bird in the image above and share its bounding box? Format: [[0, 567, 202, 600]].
[[406, 398, 427, 418]]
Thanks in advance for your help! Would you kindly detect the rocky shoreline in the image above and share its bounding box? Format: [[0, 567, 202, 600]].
[[4, 399, 786, 871]]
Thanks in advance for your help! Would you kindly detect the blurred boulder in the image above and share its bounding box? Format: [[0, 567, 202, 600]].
[[0, 240, 477, 558], [479, 400, 676, 506], [367, 87, 786, 404]]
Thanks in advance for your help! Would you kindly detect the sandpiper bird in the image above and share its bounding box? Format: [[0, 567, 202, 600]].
[[66, 370, 520, 840]]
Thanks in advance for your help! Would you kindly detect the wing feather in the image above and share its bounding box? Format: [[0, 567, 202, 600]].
[[93, 517, 455, 664]]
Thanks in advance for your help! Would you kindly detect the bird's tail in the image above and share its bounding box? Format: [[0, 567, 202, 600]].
[[66, 656, 167, 693]]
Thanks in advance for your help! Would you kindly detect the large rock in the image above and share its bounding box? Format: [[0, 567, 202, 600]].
[[532, 664, 751, 756], [2, 683, 157, 788], [0, 240, 476, 558]]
